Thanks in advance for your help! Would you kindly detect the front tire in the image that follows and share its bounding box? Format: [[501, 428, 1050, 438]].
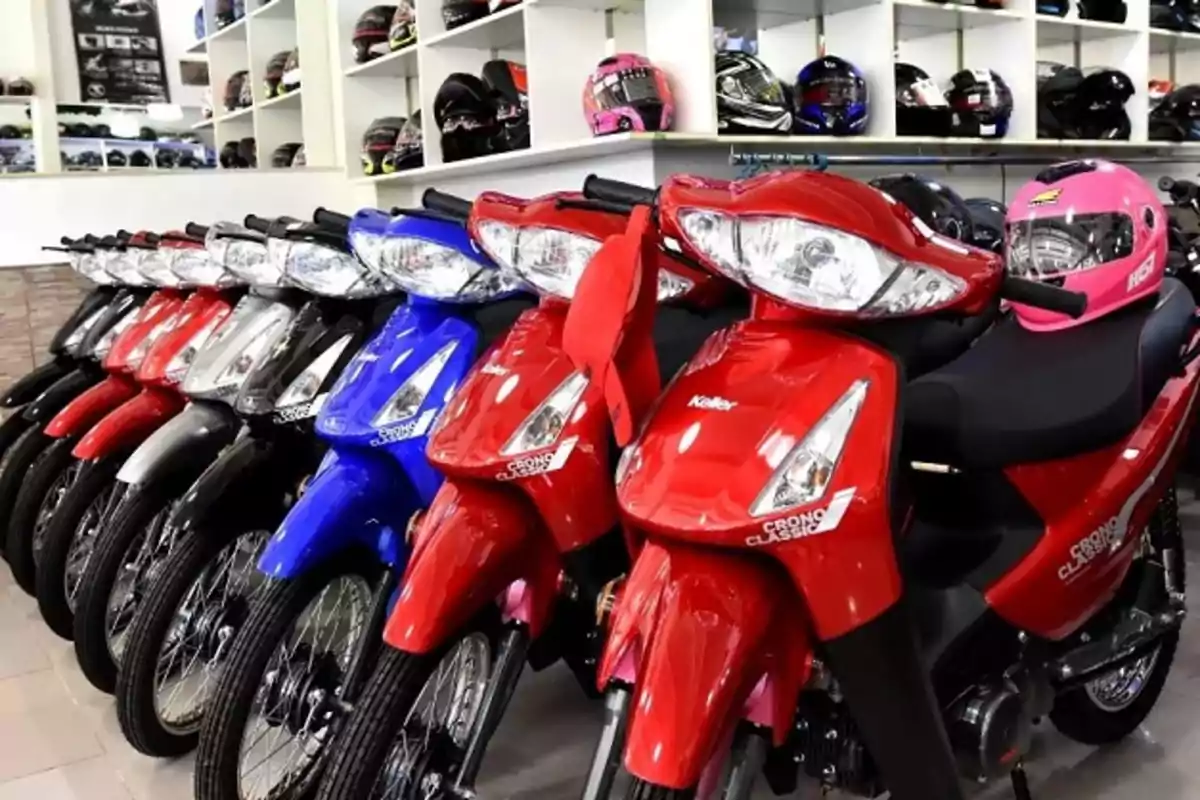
[[116, 526, 270, 757], [625, 781, 695, 800], [6, 435, 80, 594], [0, 423, 51, 555], [72, 482, 183, 693], [1050, 486, 1186, 745], [195, 549, 379, 800]]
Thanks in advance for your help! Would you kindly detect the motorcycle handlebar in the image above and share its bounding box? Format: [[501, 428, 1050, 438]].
[[582, 175, 657, 208], [243, 214, 273, 234], [116, 229, 133, 242], [313, 208, 351, 233], [421, 189, 473, 220], [1159, 176, 1199, 204], [185, 223, 210, 239], [1000, 276, 1088, 318], [144, 232, 162, 245]]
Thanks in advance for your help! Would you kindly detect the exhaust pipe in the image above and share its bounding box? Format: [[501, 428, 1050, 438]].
[[1052, 602, 1186, 690]]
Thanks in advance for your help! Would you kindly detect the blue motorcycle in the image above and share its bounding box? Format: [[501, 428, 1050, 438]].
[[195, 205, 529, 800]]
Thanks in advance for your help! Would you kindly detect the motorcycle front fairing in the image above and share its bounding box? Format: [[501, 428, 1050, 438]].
[[47, 285, 119, 358]]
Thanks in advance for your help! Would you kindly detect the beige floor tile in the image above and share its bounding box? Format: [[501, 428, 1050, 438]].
[[0, 757, 131, 800], [0, 701, 104, 782]]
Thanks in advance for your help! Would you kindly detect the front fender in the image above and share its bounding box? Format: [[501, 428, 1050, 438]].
[[601, 541, 806, 790], [115, 401, 239, 493], [257, 449, 414, 580], [22, 368, 101, 423], [73, 387, 185, 461], [0, 359, 73, 408], [45, 374, 140, 439], [383, 478, 559, 654]]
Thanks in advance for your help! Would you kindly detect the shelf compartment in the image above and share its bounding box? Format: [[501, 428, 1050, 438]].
[[252, 0, 296, 21], [424, 4, 526, 50], [215, 105, 255, 124], [209, 16, 250, 43], [259, 89, 303, 110], [344, 45, 419, 79], [895, 0, 1024, 35], [1150, 28, 1200, 54], [1036, 16, 1138, 44]]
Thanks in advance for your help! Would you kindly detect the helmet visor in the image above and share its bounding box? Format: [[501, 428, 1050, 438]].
[[1006, 212, 1134, 280], [591, 68, 661, 109], [801, 74, 865, 106], [899, 78, 947, 108]]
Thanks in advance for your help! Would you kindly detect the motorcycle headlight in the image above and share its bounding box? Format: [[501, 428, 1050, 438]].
[[749, 380, 867, 518], [102, 250, 152, 286], [677, 210, 966, 316], [476, 221, 692, 302], [74, 252, 116, 285], [90, 306, 141, 360], [281, 240, 384, 297], [377, 237, 519, 302], [349, 229, 388, 274], [182, 299, 295, 399], [209, 233, 274, 286], [501, 370, 589, 457], [170, 248, 234, 286], [373, 342, 457, 428], [275, 333, 356, 410], [136, 250, 181, 287], [62, 308, 109, 355]]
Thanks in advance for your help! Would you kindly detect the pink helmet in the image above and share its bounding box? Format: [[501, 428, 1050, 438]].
[[583, 53, 675, 136], [1006, 159, 1167, 331]]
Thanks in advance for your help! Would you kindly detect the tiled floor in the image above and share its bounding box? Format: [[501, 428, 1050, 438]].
[[3, 499, 1200, 800]]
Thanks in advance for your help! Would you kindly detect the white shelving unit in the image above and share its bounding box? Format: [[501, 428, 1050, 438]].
[[190, 0, 336, 169]]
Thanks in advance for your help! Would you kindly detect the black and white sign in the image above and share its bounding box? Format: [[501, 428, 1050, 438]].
[[69, 0, 170, 105]]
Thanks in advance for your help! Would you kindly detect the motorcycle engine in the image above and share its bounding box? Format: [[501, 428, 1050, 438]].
[[947, 682, 1032, 781], [763, 692, 885, 797]]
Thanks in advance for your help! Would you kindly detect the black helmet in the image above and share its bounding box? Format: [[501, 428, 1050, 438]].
[[362, 116, 405, 175], [68, 122, 95, 138], [282, 49, 301, 93], [895, 62, 952, 137], [5, 78, 34, 97], [291, 144, 307, 167], [1038, 64, 1132, 139], [129, 149, 152, 167], [265, 50, 291, 97], [138, 125, 157, 141], [793, 56, 869, 136], [945, 69, 1012, 138], [156, 148, 178, 169], [868, 174, 974, 243], [238, 137, 257, 168], [434, 73, 498, 163], [482, 59, 529, 152], [220, 140, 244, 168], [715, 51, 791, 135], [271, 142, 303, 168], [215, 0, 238, 28], [94, 123, 113, 138], [965, 198, 1007, 254], [353, 6, 397, 63], [0, 124, 22, 140], [385, 111, 423, 172], [1150, 84, 1200, 140], [390, 1, 417, 49], [1151, 0, 1200, 31], [443, 0, 491, 30], [1078, 0, 1127, 21], [1037, 61, 1082, 138], [224, 70, 251, 110], [107, 149, 128, 167]]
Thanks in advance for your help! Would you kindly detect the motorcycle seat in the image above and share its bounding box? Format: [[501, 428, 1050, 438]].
[[905, 278, 1195, 469], [856, 302, 999, 380]]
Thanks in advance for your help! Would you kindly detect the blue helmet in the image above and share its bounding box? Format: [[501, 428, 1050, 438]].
[[194, 6, 205, 40], [793, 56, 869, 136]]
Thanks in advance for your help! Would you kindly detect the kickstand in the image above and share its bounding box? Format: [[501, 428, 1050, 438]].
[[1011, 762, 1033, 800]]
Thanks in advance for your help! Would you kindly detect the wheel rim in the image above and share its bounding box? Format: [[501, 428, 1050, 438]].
[[373, 633, 493, 800], [32, 461, 81, 563], [237, 574, 372, 800], [64, 482, 119, 612], [152, 532, 270, 736], [104, 501, 181, 664], [1085, 649, 1161, 712]]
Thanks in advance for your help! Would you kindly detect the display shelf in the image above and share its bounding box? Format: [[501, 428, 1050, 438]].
[[1149, 28, 1200, 53], [0, 96, 34, 106], [894, 0, 1024, 33], [192, 117, 215, 131], [423, 4, 528, 49], [1036, 15, 1139, 43], [216, 105, 255, 124], [252, 0, 298, 21], [260, 90, 303, 111], [210, 17, 250, 43], [186, 37, 208, 55], [527, 0, 645, 9], [344, 45, 420, 79]]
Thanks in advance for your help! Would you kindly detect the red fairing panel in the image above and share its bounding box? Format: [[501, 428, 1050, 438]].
[[138, 290, 233, 388], [987, 355, 1200, 640], [44, 374, 140, 439], [104, 290, 185, 375], [616, 323, 904, 640], [427, 304, 619, 553], [598, 541, 812, 789], [71, 387, 185, 461], [383, 479, 561, 652]]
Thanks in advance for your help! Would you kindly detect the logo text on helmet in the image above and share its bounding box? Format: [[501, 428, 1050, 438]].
[[1127, 255, 1155, 293]]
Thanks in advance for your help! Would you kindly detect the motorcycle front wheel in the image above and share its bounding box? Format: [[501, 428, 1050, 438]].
[[195, 548, 379, 800], [0, 422, 51, 557], [625, 783, 694, 800], [6, 434, 82, 593], [116, 526, 271, 757], [315, 625, 497, 800]]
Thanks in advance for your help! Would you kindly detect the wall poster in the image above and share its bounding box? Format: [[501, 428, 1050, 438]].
[[69, 1, 171, 105]]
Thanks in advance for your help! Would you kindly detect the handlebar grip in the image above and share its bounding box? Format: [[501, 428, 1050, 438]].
[[185, 223, 210, 239], [313, 207, 351, 232], [244, 214, 272, 234], [116, 229, 133, 242], [144, 232, 162, 245], [582, 175, 657, 207], [1001, 276, 1088, 318], [421, 189, 473, 220]]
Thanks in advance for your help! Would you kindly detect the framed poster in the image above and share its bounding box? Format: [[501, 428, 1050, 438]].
[[69, 1, 170, 105]]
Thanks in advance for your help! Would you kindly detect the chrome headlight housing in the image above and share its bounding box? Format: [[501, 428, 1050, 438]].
[[677, 210, 966, 315], [136, 249, 182, 287], [101, 250, 152, 286], [72, 252, 117, 285], [378, 237, 520, 302], [280, 240, 388, 297], [206, 225, 275, 286], [170, 247, 237, 287]]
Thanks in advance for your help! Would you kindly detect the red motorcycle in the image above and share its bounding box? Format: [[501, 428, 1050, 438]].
[[575, 168, 1197, 800]]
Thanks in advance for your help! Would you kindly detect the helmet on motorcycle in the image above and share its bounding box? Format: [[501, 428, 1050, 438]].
[[1006, 160, 1166, 331], [129, 149, 152, 167], [715, 51, 792, 134], [965, 198, 1007, 254], [264, 50, 290, 97], [442, 0, 490, 30], [793, 55, 869, 136], [869, 174, 975, 243], [895, 62, 952, 137], [583, 53, 674, 135], [362, 116, 405, 175], [945, 68, 1012, 138], [435, 73, 498, 162], [282, 48, 301, 93], [390, 0, 417, 49], [353, 5, 397, 63], [1079, 0, 1128, 21], [271, 142, 302, 168], [385, 111, 423, 172], [1150, 83, 1200, 140], [482, 59, 529, 152], [224, 70, 250, 110]]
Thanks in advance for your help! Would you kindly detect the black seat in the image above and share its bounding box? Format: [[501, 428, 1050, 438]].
[[653, 302, 748, 384], [856, 302, 999, 379], [905, 278, 1195, 469]]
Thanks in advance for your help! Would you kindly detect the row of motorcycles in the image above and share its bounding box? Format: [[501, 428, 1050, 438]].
[[2, 162, 1198, 800]]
